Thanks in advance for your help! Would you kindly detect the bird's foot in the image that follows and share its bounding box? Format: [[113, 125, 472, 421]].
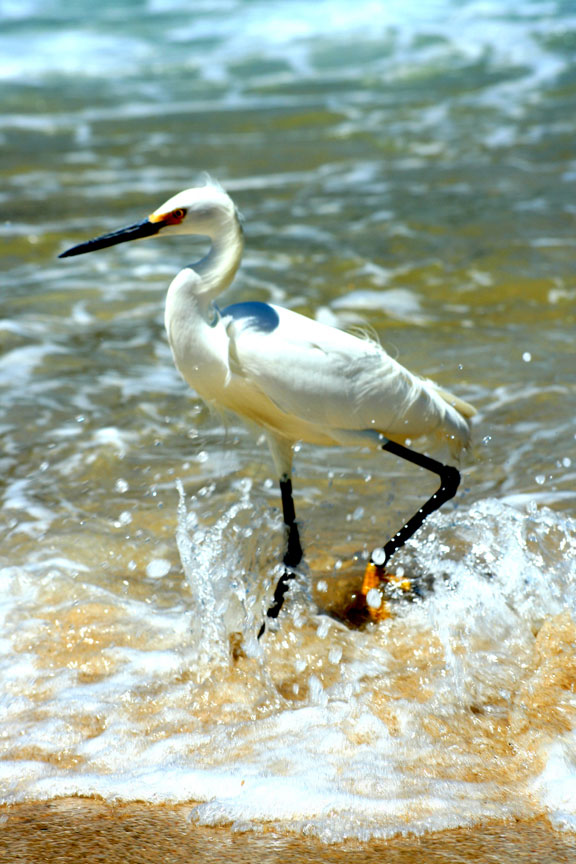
[[361, 561, 413, 621]]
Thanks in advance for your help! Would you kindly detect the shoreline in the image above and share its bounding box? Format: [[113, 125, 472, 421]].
[[1, 798, 576, 864]]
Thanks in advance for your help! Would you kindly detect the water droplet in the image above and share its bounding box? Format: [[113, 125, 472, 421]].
[[308, 675, 325, 703], [482, 435, 492, 446], [366, 588, 382, 609], [146, 559, 171, 579], [522, 351, 532, 362], [372, 547, 386, 566], [562, 457, 572, 468], [115, 478, 129, 494], [115, 510, 132, 527], [328, 646, 343, 664], [235, 477, 252, 495], [535, 474, 546, 486]]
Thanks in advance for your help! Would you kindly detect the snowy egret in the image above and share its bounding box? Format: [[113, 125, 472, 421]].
[[59, 178, 475, 633]]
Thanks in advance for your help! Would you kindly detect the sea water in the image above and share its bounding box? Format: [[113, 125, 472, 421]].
[[1, 0, 576, 842]]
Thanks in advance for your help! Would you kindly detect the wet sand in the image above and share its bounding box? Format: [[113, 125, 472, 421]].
[[1, 798, 575, 864]]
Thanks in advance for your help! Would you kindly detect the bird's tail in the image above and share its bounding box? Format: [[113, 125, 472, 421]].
[[433, 385, 477, 455]]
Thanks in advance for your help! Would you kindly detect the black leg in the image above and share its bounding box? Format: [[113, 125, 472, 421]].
[[279, 476, 303, 567], [259, 441, 461, 636], [258, 475, 303, 638], [373, 438, 461, 568]]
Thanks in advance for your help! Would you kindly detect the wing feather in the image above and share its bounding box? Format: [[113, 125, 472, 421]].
[[221, 302, 473, 450]]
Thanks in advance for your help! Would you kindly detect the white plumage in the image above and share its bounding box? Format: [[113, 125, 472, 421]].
[[155, 182, 474, 478]]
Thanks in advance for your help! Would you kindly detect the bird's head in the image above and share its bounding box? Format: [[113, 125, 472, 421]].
[[59, 178, 239, 258]]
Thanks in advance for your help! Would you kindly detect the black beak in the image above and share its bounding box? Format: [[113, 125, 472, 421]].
[[58, 218, 161, 258]]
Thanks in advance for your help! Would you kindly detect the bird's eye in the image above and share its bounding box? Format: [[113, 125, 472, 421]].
[[171, 208, 186, 221]]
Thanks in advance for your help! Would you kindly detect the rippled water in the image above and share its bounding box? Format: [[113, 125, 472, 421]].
[[2, 0, 576, 844]]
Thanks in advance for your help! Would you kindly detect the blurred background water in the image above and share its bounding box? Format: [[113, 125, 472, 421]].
[[1, 0, 576, 844]]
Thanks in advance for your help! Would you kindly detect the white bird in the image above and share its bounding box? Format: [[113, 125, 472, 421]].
[[60, 178, 475, 631]]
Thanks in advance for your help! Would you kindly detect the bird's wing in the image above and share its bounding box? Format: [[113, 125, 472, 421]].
[[221, 302, 424, 436]]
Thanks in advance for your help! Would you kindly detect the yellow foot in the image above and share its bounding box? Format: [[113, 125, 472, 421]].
[[361, 561, 412, 621]]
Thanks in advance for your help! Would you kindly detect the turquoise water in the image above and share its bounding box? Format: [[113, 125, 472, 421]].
[[1, 0, 576, 841]]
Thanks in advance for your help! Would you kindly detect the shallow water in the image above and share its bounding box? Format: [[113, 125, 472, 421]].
[[1, 0, 576, 844]]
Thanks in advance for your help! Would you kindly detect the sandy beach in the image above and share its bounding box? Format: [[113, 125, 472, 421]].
[[1, 798, 575, 864]]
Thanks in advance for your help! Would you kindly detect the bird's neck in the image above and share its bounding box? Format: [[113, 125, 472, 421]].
[[193, 214, 244, 300], [165, 214, 244, 398]]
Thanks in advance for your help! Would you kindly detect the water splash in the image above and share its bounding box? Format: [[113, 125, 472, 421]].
[[175, 478, 284, 662], [1, 496, 576, 840]]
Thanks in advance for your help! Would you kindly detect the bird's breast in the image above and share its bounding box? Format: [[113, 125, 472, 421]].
[[165, 294, 231, 399]]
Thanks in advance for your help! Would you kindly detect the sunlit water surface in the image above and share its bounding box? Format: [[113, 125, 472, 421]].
[[1, 0, 576, 843]]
